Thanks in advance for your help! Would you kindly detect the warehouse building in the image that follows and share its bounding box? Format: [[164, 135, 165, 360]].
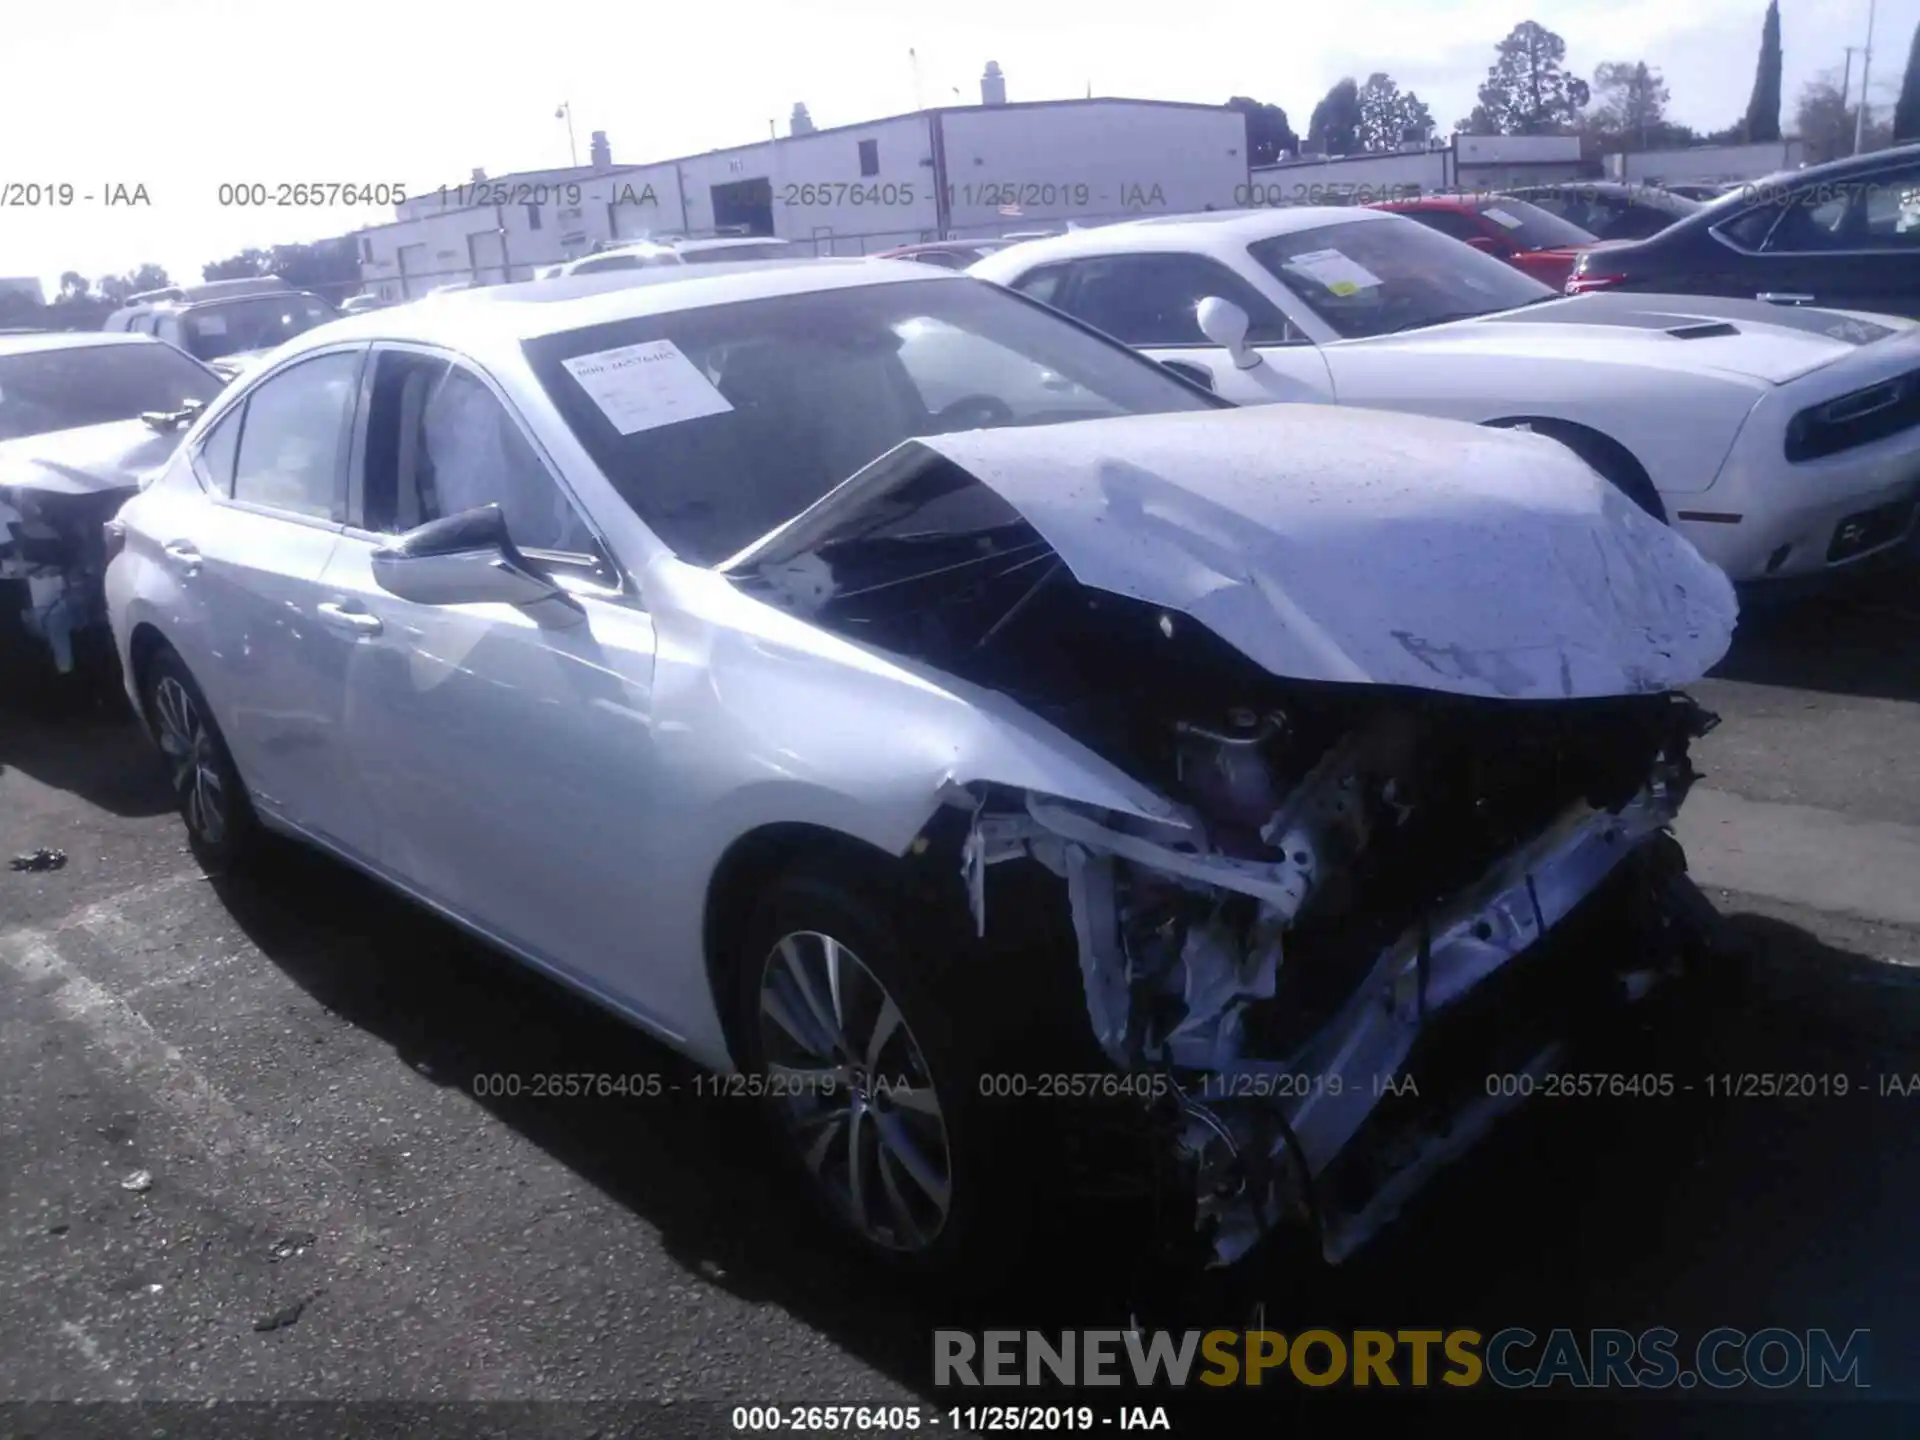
[[355, 69, 1249, 299]]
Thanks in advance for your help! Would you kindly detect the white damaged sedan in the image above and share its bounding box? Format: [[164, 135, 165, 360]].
[[971, 208, 1920, 586], [106, 261, 1736, 1276]]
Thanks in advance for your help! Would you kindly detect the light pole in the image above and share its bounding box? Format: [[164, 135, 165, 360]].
[[555, 102, 578, 167], [1853, 0, 1877, 154]]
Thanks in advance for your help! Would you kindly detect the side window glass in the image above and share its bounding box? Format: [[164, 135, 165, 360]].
[[1863, 171, 1920, 247], [1059, 253, 1296, 346], [363, 353, 597, 556], [1716, 203, 1780, 251], [195, 403, 244, 494], [1763, 183, 1861, 252], [230, 351, 359, 518], [1010, 264, 1070, 306]]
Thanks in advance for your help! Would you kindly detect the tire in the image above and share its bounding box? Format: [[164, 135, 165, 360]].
[[1489, 418, 1667, 522], [140, 645, 261, 872], [733, 855, 1044, 1283]]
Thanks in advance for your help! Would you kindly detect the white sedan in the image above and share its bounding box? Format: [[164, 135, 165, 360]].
[[971, 209, 1920, 584]]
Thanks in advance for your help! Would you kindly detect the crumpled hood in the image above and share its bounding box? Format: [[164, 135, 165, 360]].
[[1361, 291, 1918, 386], [914, 405, 1736, 701], [0, 418, 178, 498]]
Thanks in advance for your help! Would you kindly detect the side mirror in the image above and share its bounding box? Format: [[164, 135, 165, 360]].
[[1465, 235, 1507, 256], [1195, 296, 1263, 370], [371, 504, 584, 627], [1159, 358, 1216, 391]]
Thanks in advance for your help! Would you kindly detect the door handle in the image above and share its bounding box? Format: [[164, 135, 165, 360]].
[[315, 601, 384, 636], [1757, 292, 1815, 305], [163, 540, 202, 575]]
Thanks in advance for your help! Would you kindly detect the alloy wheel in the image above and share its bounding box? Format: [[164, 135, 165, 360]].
[[152, 675, 227, 846], [757, 930, 954, 1253]]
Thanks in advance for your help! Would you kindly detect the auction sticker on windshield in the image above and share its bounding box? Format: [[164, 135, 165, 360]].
[[561, 338, 735, 435], [1283, 249, 1382, 297], [1482, 208, 1525, 229]]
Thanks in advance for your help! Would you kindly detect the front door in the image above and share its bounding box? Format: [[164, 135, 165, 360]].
[[318, 345, 674, 1025], [164, 348, 375, 850]]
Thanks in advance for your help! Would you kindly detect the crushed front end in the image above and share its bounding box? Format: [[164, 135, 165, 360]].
[[956, 685, 1720, 1268], [0, 484, 130, 674]]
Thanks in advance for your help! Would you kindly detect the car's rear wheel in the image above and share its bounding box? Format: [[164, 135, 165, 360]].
[[141, 645, 259, 871], [734, 857, 1039, 1281]]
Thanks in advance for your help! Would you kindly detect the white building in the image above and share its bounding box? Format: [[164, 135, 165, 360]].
[[1607, 139, 1807, 185], [1247, 135, 1587, 202], [356, 84, 1249, 298]]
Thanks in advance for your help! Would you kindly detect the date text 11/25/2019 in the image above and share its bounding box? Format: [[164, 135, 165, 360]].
[[776, 182, 1169, 209]]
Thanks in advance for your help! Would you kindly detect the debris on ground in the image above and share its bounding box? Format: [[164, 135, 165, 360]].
[[254, 1292, 319, 1332], [9, 848, 68, 872], [119, 1169, 153, 1193], [268, 1231, 317, 1263]]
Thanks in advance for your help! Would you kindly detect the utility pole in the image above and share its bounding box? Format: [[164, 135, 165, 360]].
[[1853, 0, 1877, 154], [555, 103, 578, 167], [1842, 45, 1859, 112]]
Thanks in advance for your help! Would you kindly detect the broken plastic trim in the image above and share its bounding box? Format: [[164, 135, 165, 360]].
[[951, 753, 1690, 1268]]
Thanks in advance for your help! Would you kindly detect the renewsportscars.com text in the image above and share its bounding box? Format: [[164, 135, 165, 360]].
[[934, 1327, 1871, 1391]]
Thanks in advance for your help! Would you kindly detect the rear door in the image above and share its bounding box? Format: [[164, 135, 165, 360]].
[[163, 346, 375, 851]]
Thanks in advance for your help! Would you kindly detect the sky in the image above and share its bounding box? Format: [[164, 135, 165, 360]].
[[4, 0, 1914, 296]]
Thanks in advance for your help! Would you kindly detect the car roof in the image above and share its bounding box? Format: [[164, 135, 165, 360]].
[[972, 206, 1389, 267], [266, 258, 961, 359], [0, 330, 168, 358], [1685, 141, 1920, 222]]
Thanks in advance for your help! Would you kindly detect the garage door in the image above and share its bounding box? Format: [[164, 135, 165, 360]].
[[609, 199, 657, 241], [397, 243, 429, 298], [468, 230, 508, 285]]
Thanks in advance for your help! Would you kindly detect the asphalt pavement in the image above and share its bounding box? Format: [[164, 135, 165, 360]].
[[3, 568, 1919, 1438]]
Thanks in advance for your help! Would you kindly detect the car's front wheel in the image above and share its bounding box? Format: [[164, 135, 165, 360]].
[[734, 856, 1038, 1280], [141, 644, 259, 871]]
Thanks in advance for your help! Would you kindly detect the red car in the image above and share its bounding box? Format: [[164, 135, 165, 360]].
[[1369, 194, 1600, 290]]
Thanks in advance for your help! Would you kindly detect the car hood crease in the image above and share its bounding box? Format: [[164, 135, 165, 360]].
[[906, 406, 1736, 701]]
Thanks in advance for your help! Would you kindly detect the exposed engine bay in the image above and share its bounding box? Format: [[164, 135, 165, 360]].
[[736, 463, 1725, 1268], [1, 485, 129, 674]]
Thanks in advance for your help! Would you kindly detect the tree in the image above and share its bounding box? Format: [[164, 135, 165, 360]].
[[1306, 77, 1362, 155], [1894, 21, 1920, 143], [1226, 96, 1299, 164], [95, 266, 169, 304], [202, 247, 274, 281], [1356, 73, 1435, 150], [1795, 74, 1894, 162], [58, 271, 89, 301], [1743, 0, 1784, 143], [1472, 21, 1590, 135], [1588, 61, 1670, 150]]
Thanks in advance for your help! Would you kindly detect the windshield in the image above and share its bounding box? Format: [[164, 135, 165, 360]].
[[1468, 196, 1597, 250], [1248, 216, 1555, 340], [0, 342, 223, 441], [177, 293, 337, 361], [523, 275, 1221, 564], [679, 243, 790, 264]]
